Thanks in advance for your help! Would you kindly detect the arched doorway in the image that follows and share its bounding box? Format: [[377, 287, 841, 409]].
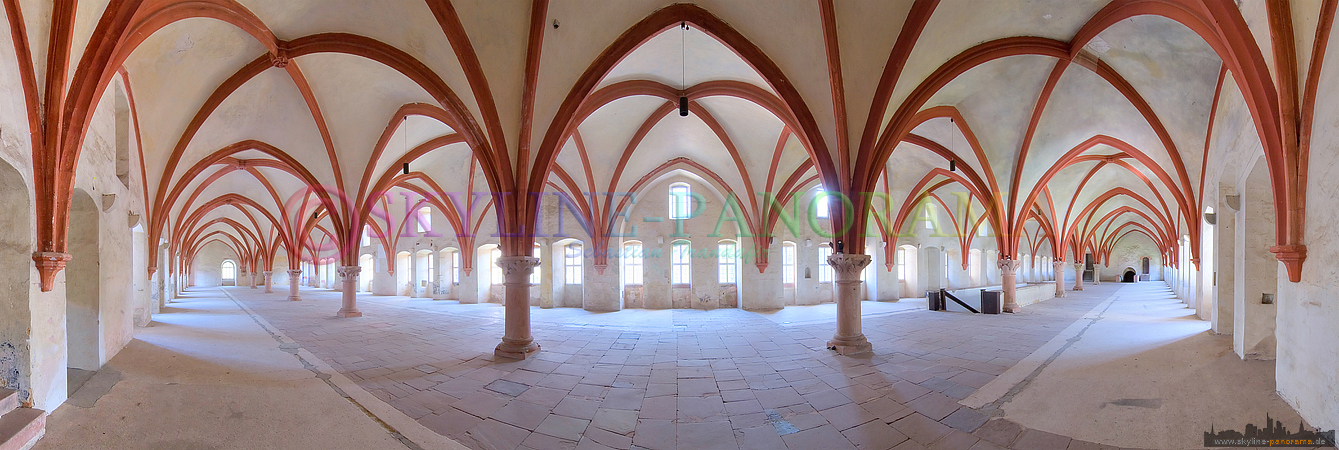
[[0, 160, 32, 403], [1122, 268, 1137, 283], [395, 251, 411, 296], [359, 254, 374, 292], [68, 188, 103, 393]]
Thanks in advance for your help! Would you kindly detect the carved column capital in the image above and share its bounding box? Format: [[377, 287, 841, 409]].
[[33, 252, 72, 292], [1271, 244, 1306, 282], [997, 258, 1021, 273], [337, 265, 362, 278], [497, 256, 540, 285], [288, 269, 302, 276], [1052, 260, 1066, 269], [827, 253, 871, 282]]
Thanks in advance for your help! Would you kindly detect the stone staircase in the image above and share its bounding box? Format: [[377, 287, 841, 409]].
[[0, 389, 45, 450]]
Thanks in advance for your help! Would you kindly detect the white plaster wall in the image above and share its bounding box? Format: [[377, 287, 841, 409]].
[[1098, 235, 1161, 282], [0, 61, 150, 409], [1234, 159, 1276, 360], [270, 255, 292, 286], [191, 241, 239, 287], [1274, 16, 1339, 428], [618, 174, 745, 309]]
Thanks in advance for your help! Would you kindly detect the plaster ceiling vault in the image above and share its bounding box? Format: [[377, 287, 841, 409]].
[[1, 0, 1328, 288]]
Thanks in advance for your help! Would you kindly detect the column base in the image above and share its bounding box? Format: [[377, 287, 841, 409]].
[[1003, 302, 1021, 313], [827, 334, 873, 356], [1054, 290, 1066, 298], [288, 295, 301, 301], [336, 308, 362, 318], [494, 338, 540, 360], [1074, 286, 1084, 291]]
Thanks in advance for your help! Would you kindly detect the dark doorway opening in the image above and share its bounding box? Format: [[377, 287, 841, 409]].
[[1122, 269, 1136, 283]]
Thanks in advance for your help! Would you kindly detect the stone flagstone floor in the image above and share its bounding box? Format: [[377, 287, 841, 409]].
[[221, 283, 1132, 450]]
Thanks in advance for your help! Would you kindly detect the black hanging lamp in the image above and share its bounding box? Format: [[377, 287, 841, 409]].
[[401, 116, 411, 174], [679, 22, 689, 117], [949, 118, 958, 172]]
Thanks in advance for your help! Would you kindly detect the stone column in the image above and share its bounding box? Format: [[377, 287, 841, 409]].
[[494, 256, 541, 360], [263, 271, 274, 293], [288, 269, 303, 301], [999, 258, 1022, 313], [827, 253, 872, 355], [1073, 262, 1085, 291], [1092, 265, 1102, 285], [337, 266, 362, 318], [1052, 260, 1067, 298], [250, 270, 258, 289]]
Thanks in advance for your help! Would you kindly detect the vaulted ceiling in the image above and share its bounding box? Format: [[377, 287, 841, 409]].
[[1, 0, 1322, 277]]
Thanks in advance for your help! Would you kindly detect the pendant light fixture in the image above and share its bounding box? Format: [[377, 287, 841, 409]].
[[679, 22, 689, 117], [401, 116, 411, 174], [948, 118, 957, 172]]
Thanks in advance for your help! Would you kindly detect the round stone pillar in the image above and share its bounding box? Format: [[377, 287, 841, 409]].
[[249, 271, 258, 289], [827, 253, 872, 355], [337, 266, 362, 318], [263, 271, 274, 293], [1052, 261, 1066, 298], [287, 269, 303, 301], [494, 256, 541, 360], [1073, 263, 1085, 291], [999, 258, 1022, 313]]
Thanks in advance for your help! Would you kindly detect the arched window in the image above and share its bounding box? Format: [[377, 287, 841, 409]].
[[451, 251, 461, 283], [1142, 257, 1150, 275], [718, 241, 738, 284], [564, 244, 583, 285], [896, 247, 907, 281], [669, 183, 692, 219], [624, 242, 643, 285], [814, 188, 829, 219], [426, 250, 436, 285], [489, 248, 503, 285], [782, 242, 797, 285], [978, 222, 989, 237], [943, 250, 950, 283], [817, 245, 833, 283], [416, 207, 432, 233], [923, 203, 935, 230], [671, 241, 691, 284], [221, 260, 237, 282], [530, 244, 542, 284], [361, 225, 371, 247]]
